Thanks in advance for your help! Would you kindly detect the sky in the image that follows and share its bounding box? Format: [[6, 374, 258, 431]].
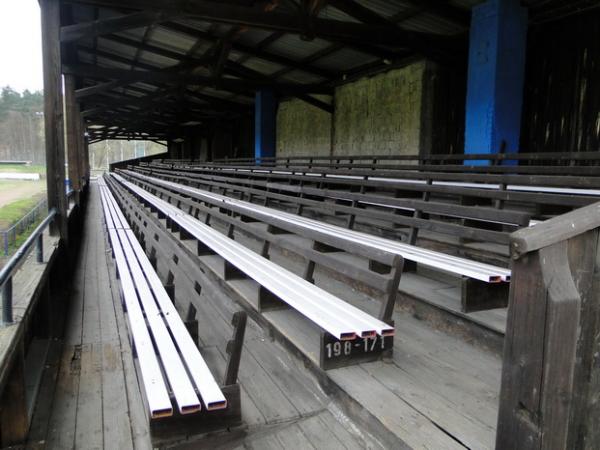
[[0, 0, 43, 93]]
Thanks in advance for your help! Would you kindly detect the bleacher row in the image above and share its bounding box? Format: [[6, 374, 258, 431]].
[[103, 152, 600, 435]]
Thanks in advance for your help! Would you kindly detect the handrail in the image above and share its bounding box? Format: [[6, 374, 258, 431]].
[[510, 201, 600, 257], [1, 208, 57, 326]]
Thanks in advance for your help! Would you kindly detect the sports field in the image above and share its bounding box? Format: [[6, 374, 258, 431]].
[[0, 164, 47, 229]]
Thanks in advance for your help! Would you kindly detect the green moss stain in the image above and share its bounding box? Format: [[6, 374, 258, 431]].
[[275, 62, 430, 158], [334, 62, 425, 156], [276, 96, 332, 157]]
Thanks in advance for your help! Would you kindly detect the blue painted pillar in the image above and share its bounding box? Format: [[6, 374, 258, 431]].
[[464, 0, 527, 164], [254, 89, 277, 162]]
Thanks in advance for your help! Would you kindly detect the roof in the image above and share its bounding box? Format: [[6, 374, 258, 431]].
[[56, 0, 600, 142]]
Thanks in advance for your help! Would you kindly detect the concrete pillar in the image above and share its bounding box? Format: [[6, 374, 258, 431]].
[[254, 89, 277, 162], [464, 0, 527, 163]]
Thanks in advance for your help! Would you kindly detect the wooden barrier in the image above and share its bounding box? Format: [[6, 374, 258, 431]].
[[496, 201, 600, 448]]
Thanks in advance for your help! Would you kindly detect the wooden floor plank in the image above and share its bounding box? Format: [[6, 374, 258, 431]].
[[329, 366, 467, 449], [45, 345, 80, 449], [275, 423, 315, 449], [298, 414, 347, 450], [74, 343, 103, 449]]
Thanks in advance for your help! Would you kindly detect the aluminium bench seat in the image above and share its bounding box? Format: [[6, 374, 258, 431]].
[[122, 170, 511, 283], [158, 163, 600, 209], [97, 181, 229, 422], [111, 173, 395, 342]]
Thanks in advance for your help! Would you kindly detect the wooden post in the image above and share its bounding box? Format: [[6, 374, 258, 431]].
[[40, 0, 68, 240], [77, 109, 86, 189], [65, 74, 82, 204], [496, 202, 600, 448], [0, 343, 28, 446], [83, 128, 90, 182]]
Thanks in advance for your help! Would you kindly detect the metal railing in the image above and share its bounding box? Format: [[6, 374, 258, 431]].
[[0, 209, 57, 326], [1, 199, 48, 256]]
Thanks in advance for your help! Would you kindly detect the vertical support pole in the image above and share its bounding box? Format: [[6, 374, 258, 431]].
[[2, 278, 13, 325], [254, 89, 277, 164], [77, 111, 86, 189], [464, 0, 528, 164], [82, 121, 90, 182], [36, 234, 44, 263], [65, 74, 82, 205], [40, 0, 68, 240]]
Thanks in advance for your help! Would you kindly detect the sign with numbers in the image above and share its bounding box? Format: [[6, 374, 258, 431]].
[[319, 332, 394, 370]]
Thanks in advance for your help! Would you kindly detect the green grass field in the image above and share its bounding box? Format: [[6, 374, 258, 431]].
[[0, 163, 46, 174], [0, 193, 46, 229]]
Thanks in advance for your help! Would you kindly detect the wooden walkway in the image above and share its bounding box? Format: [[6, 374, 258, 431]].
[[26, 183, 385, 449], [27, 184, 149, 449]]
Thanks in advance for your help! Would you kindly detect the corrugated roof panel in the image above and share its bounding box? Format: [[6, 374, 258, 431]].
[[169, 18, 214, 33], [240, 57, 287, 76], [97, 37, 138, 59], [266, 35, 332, 60], [320, 0, 407, 21], [96, 56, 131, 70], [313, 48, 378, 72], [137, 51, 180, 68], [402, 13, 465, 34], [317, 5, 360, 23], [234, 29, 279, 48], [115, 27, 147, 41], [148, 26, 198, 54], [277, 70, 327, 85]]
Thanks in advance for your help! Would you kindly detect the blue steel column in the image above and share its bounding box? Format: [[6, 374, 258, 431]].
[[464, 0, 528, 164], [254, 89, 277, 162]]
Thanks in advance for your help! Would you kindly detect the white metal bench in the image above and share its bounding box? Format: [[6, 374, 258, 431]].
[[122, 170, 511, 283], [112, 174, 395, 342], [98, 181, 227, 420]]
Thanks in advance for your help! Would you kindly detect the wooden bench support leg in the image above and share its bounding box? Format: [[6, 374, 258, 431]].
[[164, 284, 175, 302], [179, 228, 193, 241], [461, 278, 510, 313], [377, 256, 404, 325], [260, 240, 270, 259], [197, 240, 215, 256], [402, 259, 417, 273], [257, 286, 289, 312], [184, 303, 199, 348], [0, 343, 28, 447], [223, 311, 247, 386], [224, 261, 247, 281], [303, 260, 316, 284]]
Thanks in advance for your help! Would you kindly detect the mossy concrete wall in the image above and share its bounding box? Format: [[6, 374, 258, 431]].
[[275, 61, 435, 158], [333, 62, 426, 156], [276, 96, 332, 157]]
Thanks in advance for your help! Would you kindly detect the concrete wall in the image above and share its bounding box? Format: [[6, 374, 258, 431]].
[[276, 96, 332, 157], [333, 62, 426, 156], [275, 61, 435, 158]]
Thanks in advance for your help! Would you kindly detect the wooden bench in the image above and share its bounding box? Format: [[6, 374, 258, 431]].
[[98, 180, 245, 435], [161, 161, 600, 203], [208, 150, 600, 168], [135, 165, 531, 245], [117, 169, 512, 312], [108, 173, 398, 369]]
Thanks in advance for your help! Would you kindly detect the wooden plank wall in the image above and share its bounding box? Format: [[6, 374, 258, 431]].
[[520, 10, 600, 153]]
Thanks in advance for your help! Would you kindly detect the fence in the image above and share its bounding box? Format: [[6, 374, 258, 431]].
[[1, 198, 48, 256]]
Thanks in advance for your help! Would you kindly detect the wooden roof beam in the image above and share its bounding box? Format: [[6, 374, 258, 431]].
[[63, 63, 334, 94], [61, 10, 182, 42], [63, 0, 446, 50]]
